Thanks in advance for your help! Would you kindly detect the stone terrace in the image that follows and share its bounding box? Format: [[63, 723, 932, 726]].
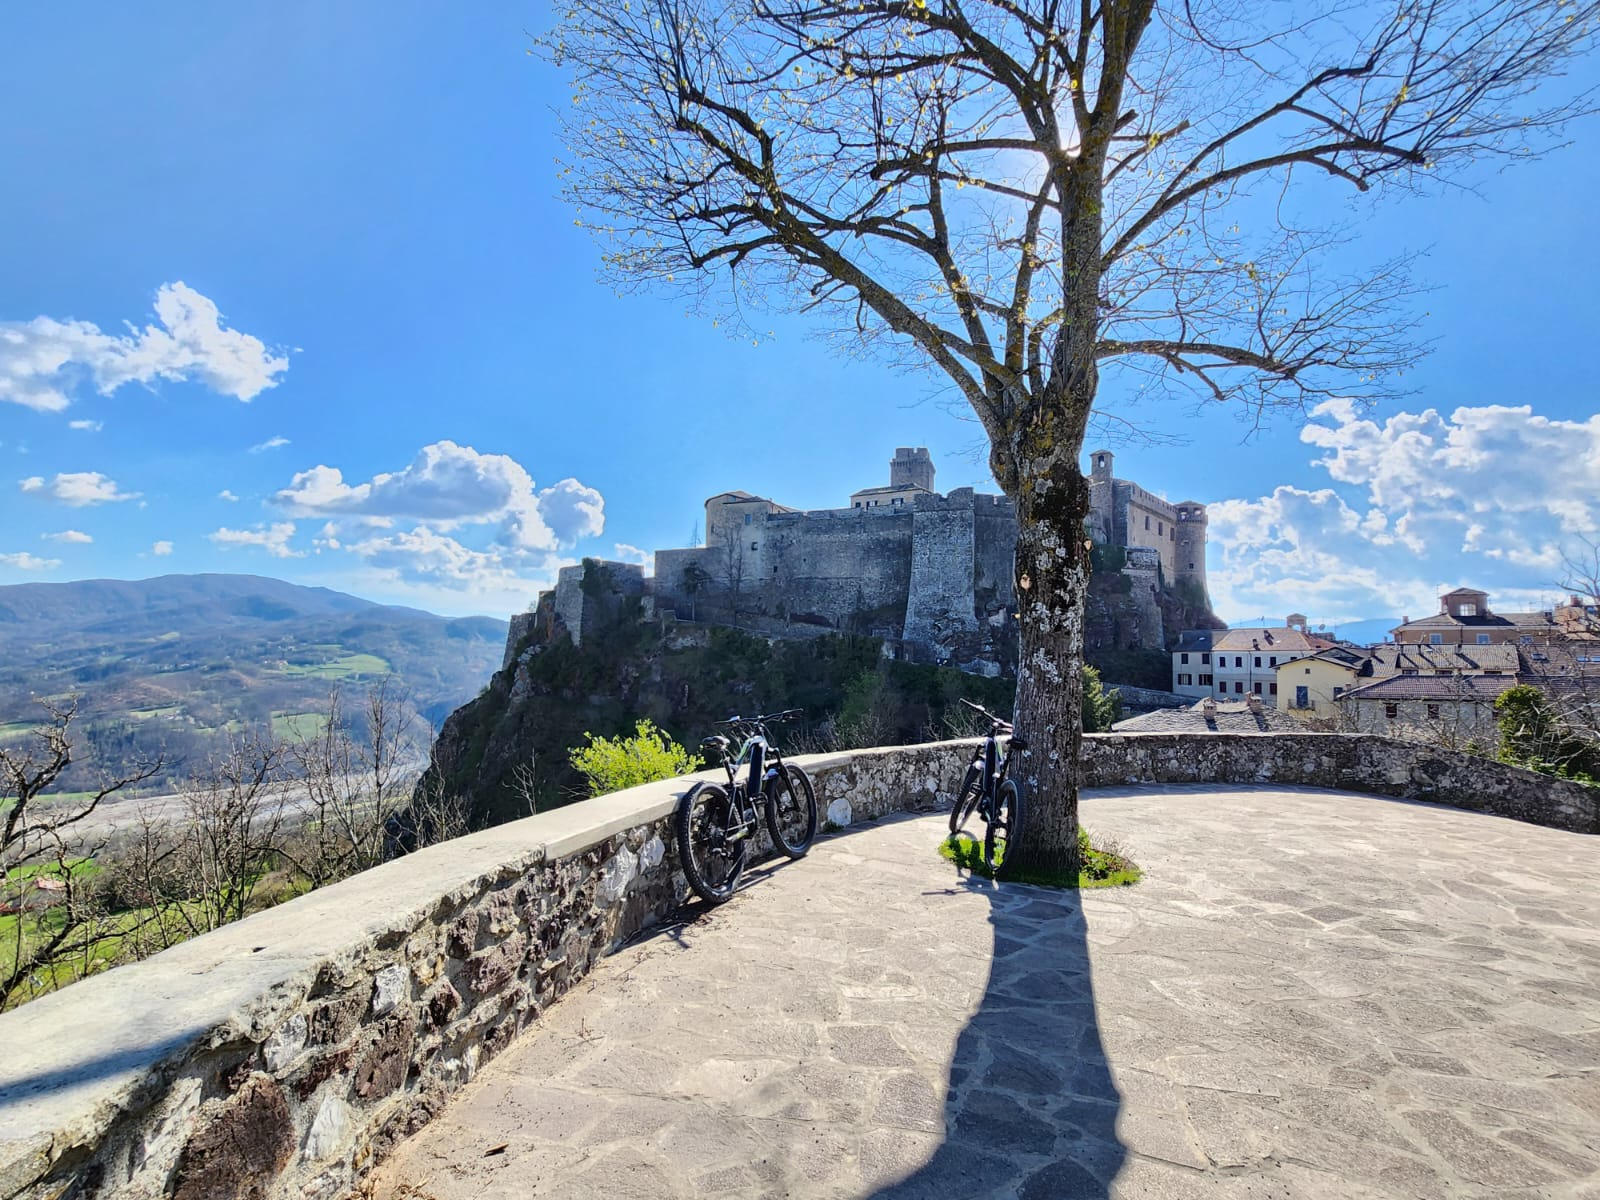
[[369, 786, 1600, 1199]]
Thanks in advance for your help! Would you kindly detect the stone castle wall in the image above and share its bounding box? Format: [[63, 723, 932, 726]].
[[4, 734, 1593, 1200]]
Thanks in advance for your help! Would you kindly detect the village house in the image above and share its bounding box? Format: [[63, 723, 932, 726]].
[[1171, 615, 1334, 701], [1277, 642, 1521, 721], [1390, 586, 1596, 646]]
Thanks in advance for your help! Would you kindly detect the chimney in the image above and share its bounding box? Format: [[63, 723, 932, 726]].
[[1246, 693, 1263, 714], [1201, 697, 1217, 715]]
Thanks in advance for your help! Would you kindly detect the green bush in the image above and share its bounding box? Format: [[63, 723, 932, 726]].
[[1081, 665, 1123, 732], [1495, 684, 1600, 784], [570, 720, 703, 797]]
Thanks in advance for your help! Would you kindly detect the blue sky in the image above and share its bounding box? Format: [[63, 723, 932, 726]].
[[2, 3, 1597, 627]]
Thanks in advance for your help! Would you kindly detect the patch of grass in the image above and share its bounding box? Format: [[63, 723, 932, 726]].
[[271, 711, 329, 740], [128, 705, 182, 720], [276, 653, 392, 680], [939, 827, 1141, 889]]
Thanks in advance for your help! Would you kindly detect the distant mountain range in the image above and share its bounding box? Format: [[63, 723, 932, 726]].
[[0, 574, 507, 792], [1227, 615, 1400, 645]]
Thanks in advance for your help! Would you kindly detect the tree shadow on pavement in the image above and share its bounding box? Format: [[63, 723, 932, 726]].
[[871, 876, 1125, 1200]]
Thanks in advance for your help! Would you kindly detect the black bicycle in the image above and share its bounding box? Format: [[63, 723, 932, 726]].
[[675, 709, 818, 904], [949, 699, 1026, 870]]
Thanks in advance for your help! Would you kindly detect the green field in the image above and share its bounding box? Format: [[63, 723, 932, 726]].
[[277, 653, 392, 680], [271, 711, 330, 740]]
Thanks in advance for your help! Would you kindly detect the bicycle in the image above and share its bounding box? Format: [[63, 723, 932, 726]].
[[674, 709, 818, 904], [948, 698, 1027, 871]]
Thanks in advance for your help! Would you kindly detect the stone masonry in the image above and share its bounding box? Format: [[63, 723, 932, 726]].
[[536, 448, 1209, 672]]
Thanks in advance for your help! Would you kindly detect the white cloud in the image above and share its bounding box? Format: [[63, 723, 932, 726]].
[[0, 552, 60, 571], [0, 282, 288, 413], [218, 489, 240, 502], [276, 441, 605, 554], [19, 471, 140, 507], [42, 529, 92, 544], [152, 540, 174, 556], [208, 522, 301, 559], [612, 543, 651, 566], [537, 479, 607, 545], [68, 419, 102, 432], [249, 435, 290, 453], [1206, 400, 1600, 624]]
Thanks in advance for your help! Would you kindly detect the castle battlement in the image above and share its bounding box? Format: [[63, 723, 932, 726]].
[[534, 447, 1207, 670]]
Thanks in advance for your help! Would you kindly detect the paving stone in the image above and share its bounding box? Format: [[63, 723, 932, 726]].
[[365, 792, 1600, 1199]]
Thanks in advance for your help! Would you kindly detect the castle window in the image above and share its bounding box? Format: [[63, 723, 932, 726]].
[[1157, 521, 1163, 535], [1188, 562, 1195, 569], [1144, 515, 1150, 530]]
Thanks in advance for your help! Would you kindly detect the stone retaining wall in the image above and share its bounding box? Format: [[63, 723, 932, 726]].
[[1, 734, 1592, 1200]]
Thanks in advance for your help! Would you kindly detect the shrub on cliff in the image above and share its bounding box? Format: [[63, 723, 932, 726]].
[[570, 720, 703, 797]]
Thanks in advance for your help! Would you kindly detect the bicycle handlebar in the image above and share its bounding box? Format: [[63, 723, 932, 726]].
[[715, 708, 802, 727], [959, 698, 1012, 732]]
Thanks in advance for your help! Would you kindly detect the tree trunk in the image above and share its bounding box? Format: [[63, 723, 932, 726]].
[[1000, 456, 1092, 880]]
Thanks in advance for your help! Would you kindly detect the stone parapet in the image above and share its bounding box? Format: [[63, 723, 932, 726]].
[[1, 734, 1592, 1200]]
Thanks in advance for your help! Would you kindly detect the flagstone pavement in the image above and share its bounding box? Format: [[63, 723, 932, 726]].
[[366, 785, 1600, 1199]]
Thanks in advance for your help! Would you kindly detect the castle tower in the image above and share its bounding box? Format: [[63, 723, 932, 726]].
[[890, 447, 936, 493], [1173, 501, 1209, 595], [1086, 448, 1116, 544]]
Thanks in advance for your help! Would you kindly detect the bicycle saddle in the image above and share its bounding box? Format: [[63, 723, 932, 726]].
[[700, 734, 731, 751]]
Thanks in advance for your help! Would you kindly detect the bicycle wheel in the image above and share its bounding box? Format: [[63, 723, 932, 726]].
[[675, 783, 747, 904], [765, 764, 818, 858], [983, 778, 1023, 872], [949, 763, 983, 835]]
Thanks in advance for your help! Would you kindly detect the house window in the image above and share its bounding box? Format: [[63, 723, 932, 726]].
[[1270, 682, 1278, 696], [1427, 704, 1441, 719], [1177, 673, 1190, 686], [1304, 667, 1311, 674], [1219, 682, 1228, 694], [1269, 656, 1277, 667], [1253, 682, 1263, 695], [1201, 653, 1210, 665], [1476, 633, 1491, 645], [1199, 674, 1212, 685], [1254, 656, 1261, 668], [744, 513, 752, 525], [1333, 687, 1344, 699], [853, 502, 861, 508], [1429, 634, 1444, 645], [1384, 703, 1398, 719], [1459, 603, 1477, 616], [1295, 686, 1309, 708], [1181, 653, 1190, 664], [750, 542, 757, 551], [1234, 682, 1244, 694]]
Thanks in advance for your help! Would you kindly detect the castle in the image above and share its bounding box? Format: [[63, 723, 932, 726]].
[[517, 448, 1210, 675]]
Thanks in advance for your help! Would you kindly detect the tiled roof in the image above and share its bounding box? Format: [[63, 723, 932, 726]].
[[1394, 611, 1555, 631], [1339, 675, 1519, 702], [1113, 700, 1300, 734], [1212, 627, 1336, 653]]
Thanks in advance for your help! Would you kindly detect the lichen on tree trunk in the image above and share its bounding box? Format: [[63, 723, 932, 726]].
[[1000, 447, 1093, 881]]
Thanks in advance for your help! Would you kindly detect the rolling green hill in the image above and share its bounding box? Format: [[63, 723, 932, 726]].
[[0, 574, 507, 792]]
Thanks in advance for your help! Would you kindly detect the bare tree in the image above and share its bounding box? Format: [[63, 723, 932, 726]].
[[547, 0, 1597, 874], [0, 701, 162, 1008], [715, 522, 749, 626], [284, 680, 423, 888], [169, 732, 288, 935]]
